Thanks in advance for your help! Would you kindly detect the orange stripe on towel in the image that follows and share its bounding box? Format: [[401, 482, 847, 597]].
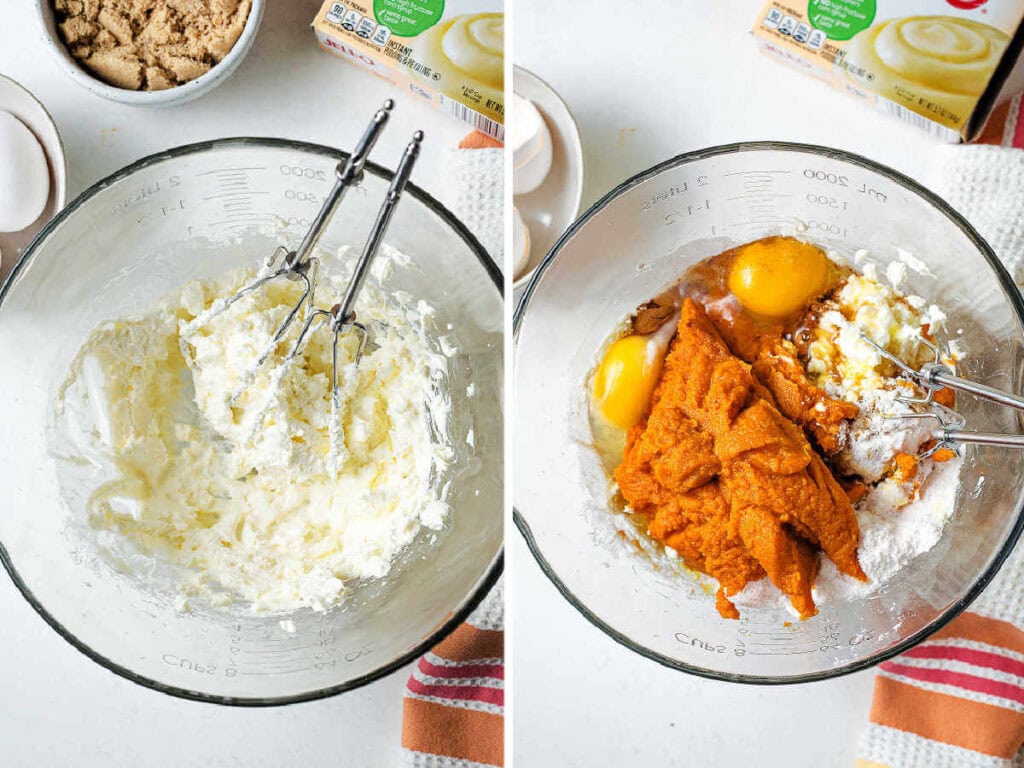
[[975, 100, 1012, 146], [932, 613, 1024, 656], [459, 130, 504, 149], [433, 624, 504, 662], [402, 697, 504, 766], [871, 676, 1024, 758]]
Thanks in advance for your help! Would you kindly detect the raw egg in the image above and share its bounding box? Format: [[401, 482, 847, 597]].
[[727, 237, 831, 319], [591, 320, 676, 430]]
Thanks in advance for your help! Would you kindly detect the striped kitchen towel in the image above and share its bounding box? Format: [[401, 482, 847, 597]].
[[857, 542, 1024, 767], [401, 578, 504, 767], [857, 126, 1024, 768]]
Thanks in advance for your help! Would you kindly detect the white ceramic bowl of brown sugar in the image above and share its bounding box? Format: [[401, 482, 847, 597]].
[[36, 0, 264, 107]]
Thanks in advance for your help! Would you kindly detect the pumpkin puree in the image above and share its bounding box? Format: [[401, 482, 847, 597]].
[[615, 299, 867, 620]]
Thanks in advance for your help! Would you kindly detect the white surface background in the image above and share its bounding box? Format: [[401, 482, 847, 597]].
[[512, 1, 960, 767], [0, 0, 996, 765], [0, 1, 473, 766]]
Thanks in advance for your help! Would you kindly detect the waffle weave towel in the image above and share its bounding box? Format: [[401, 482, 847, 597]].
[[400, 578, 504, 767], [439, 131, 504, 269], [857, 98, 1024, 768]]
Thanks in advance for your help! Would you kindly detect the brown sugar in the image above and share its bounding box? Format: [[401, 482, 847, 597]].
[[53, 0, 252, 91]]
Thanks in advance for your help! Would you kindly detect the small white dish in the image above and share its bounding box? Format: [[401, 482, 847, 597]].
[[513, 66, 585, 291], [35, 0, 264, 107], [0, 74, 67, 282]]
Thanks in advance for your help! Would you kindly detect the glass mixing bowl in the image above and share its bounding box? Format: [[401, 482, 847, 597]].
[[0, 138, 503, 704], [515, 142, 1024, 684]]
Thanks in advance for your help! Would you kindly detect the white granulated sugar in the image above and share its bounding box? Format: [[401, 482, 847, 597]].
[[814, 456, 962, 604], [733, 248, 963, 613], [834, 388, 935, 483], [733, 456, 962, 613]]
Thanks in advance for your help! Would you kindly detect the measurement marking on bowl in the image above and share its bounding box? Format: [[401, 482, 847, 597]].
[[112, 182, 169, 213], [202, 191, 269, 200], [243, 647, 313, 658], [209, 218, 267, 227], [195, 167, 267, 176], [723, 170, 792, 176], [161, 653, 218, 674], [746, 648, 820, 656], [239, 667, 312, 676], [712, 221, 791, 233]]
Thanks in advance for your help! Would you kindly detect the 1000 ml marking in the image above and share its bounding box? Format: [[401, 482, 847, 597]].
[[807, 220, 848, 238]]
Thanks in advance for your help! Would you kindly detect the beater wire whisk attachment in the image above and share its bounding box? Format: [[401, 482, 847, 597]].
[[860, 332, 1024, 412], [179, 100, 395, 389], [247, 131, 426, 467], [864, 333, 1024, 454]]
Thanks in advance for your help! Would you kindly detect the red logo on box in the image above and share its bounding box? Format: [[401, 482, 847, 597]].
[[947, 0, 988, 9], [322, 36, 377, 67]]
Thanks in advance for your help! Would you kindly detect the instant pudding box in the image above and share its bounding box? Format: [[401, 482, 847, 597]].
[[752, 1, 1024, 142], [313, 0, 504, 141]]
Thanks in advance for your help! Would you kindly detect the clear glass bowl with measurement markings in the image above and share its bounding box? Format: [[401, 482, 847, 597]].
[[0, 138, 503, 704], [515, 141, 1024, 683]]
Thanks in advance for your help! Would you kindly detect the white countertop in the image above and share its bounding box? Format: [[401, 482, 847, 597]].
[[0, 1, 472, 765], [512, 1, 951, 766]]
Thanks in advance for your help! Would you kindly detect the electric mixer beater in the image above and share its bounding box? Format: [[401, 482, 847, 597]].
[[180, 100, 425, 466]]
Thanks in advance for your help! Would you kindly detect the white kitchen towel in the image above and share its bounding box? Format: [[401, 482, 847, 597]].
[[857, 141, 1024, 768], [934, 144, 1024, 286], [439, 142, 504, 270]]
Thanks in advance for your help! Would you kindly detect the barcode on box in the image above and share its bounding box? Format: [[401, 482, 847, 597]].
[[880, 99, 961, 143], [444, 97, 504, 142]]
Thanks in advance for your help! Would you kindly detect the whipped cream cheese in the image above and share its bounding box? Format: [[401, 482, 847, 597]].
[[54, 245, 454, 613], [780, 251, 963, 609], [805, 261, 948, 402]]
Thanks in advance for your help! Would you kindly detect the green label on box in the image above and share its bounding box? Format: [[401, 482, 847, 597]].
[[373, 0, 445, 37], [807, 0, 876, 41]]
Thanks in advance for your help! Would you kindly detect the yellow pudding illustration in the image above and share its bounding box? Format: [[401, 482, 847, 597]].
[[408, 12, 504, 120], [843, 16, 1009, 129]]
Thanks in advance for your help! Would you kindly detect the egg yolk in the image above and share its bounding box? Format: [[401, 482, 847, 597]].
[[727, 237, 832, 319], [592, 334, 664, 429]]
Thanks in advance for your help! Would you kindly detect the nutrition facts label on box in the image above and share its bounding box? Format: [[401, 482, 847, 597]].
[[314, 0, 505, 140], [752, 0, 1024, 141]]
